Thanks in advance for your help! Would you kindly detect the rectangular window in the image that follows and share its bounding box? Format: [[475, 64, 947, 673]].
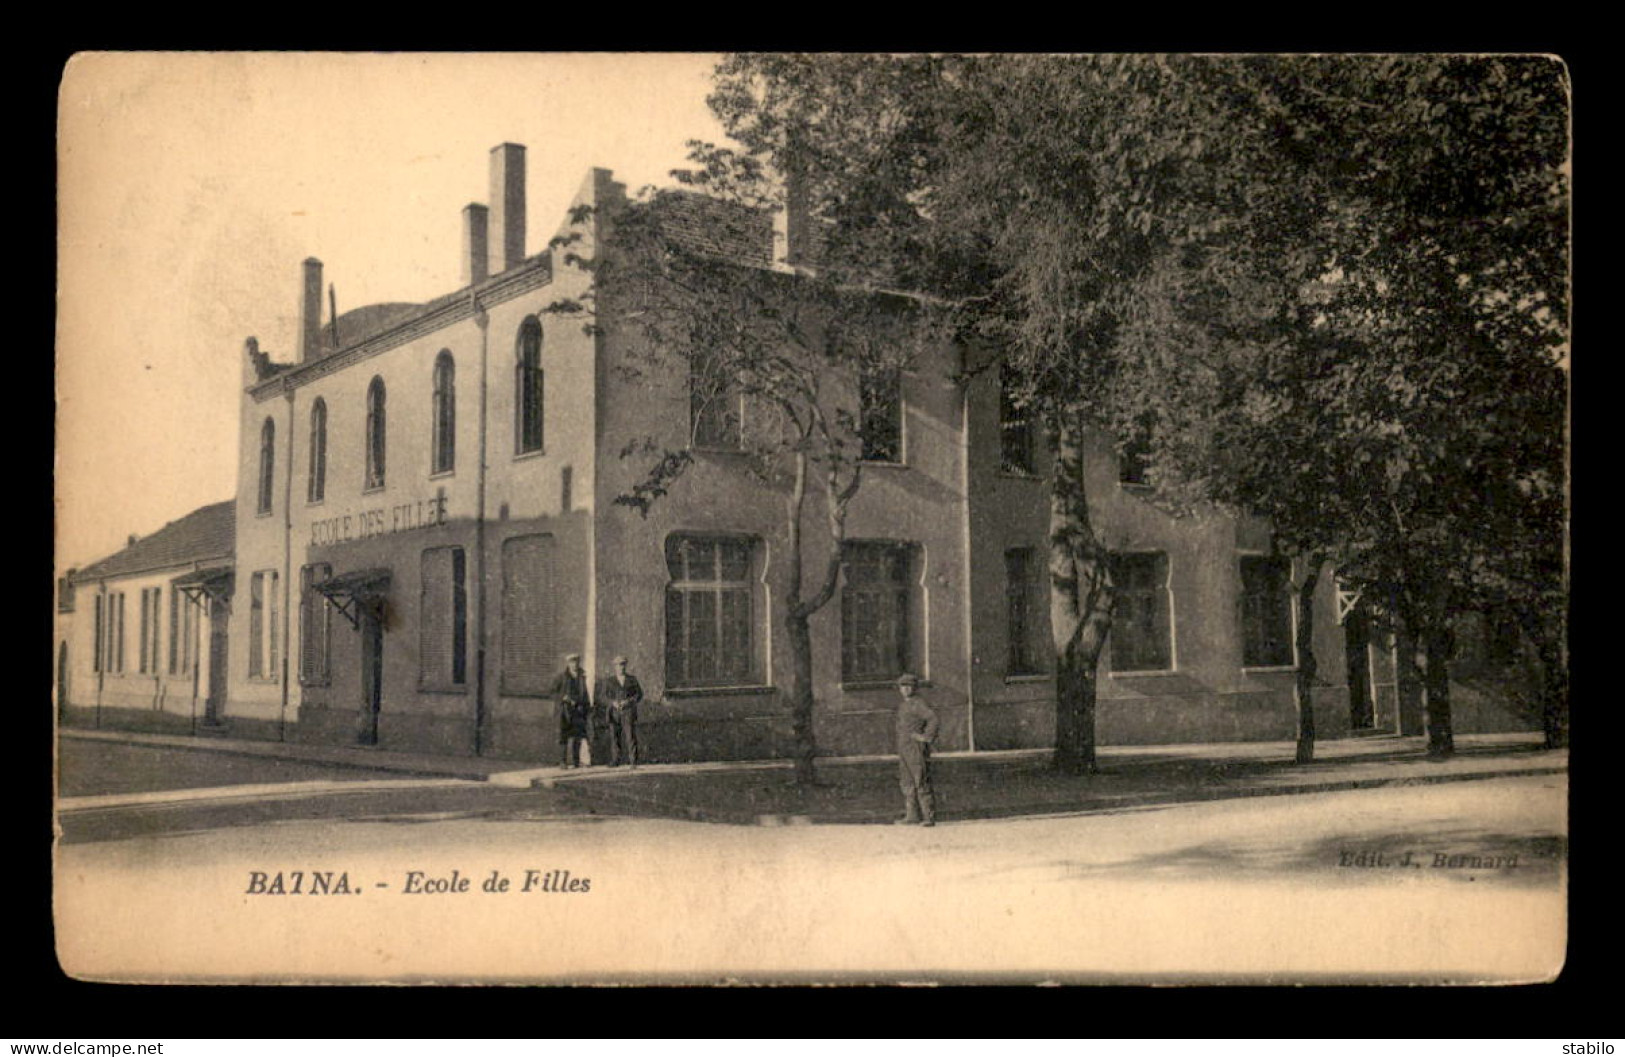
[[420, 547, 468, 688], [501, 534, 556, 695], [270, 573, 280, 680], [1005, 547, 1044, 675], [300, 563, 333, 685], [665, 536, 756, 689], [249, 570, 279, 681], [1240, 555, 1295, 668], [841, 540, 915, 682], [93, 594, 104, 674], [691, 359, 742, 450], [168, 587, 180, 674], [138, 587, 161, 674], [999, 365, 1036, 475], [138, 588, 150, 674], [154, 589, 164, 673], [1109, 552, 1171, 672], [112, 592, 125, 673], [249, 575, 263, 678], [859, 367, 903, 463]]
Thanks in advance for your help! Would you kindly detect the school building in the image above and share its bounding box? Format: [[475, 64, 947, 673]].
[[55, 143, 1539, 759]]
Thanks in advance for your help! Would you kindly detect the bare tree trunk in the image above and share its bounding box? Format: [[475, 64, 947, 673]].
[[779, 448, 855, 788], [1293, 554, 1326, 764], [1049, 411, 1111, 776], [1422, 620, 1456, 760], [785, 609, 817, 785], [783, 450, 818, 787], [1517, 604, 1568, 750]]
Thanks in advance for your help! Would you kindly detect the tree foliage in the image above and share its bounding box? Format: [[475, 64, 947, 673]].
[[575, 158, 928, 784], [704, 53, 1570, 761]]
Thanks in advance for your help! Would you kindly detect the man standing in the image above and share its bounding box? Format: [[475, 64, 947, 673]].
[[894, 672, 938, 826], [554, 653, 592, 769], [598, 655, 644, 768]]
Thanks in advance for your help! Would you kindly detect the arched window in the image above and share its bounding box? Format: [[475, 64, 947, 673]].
[[365, 377, 387, 490], [257, 417, 276, 514], [515, 318, 544, 454], [432, 351, 456, 474], [308, 398, 327, 503]]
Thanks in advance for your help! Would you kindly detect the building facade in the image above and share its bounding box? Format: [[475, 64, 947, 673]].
[[57, 501, 234, 734], [56, 142, 1540, 759]]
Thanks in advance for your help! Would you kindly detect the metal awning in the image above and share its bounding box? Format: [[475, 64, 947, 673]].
[[174, 566, 234, 612], [313, 568, 392, 629]]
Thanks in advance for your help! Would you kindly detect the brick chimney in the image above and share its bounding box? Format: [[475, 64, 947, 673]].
[[773, 134, 811, 269], [462, 203, 490, 286], [488, 143, 526, 276], [298, 258, 324, 362], [774, 175, 811, 268]]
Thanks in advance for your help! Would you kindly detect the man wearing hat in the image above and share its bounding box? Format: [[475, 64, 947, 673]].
[[894, 672, 939, 826], [553, 653, 592, 768], [597, 654, 644, 768]]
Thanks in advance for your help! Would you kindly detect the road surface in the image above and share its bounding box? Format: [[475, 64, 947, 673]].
[[54, 767, 1566, 983]]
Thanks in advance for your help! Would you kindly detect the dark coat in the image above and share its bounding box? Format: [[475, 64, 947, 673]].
[[895, 695, 940, 764], [597, 672, 644, 720], [554, 668, 592, 742]]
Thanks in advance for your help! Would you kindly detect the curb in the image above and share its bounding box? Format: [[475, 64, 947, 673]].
[[58, 728, 504, 783], [543, 763, 1569, 827]]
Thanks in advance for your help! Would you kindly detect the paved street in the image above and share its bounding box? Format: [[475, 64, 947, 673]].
[[59, 738, 414, 797], [55, 766, 1566, 983], [55, 738, 608, 845]]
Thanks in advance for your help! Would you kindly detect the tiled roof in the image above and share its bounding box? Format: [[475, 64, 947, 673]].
[[650, 191, 775, 266], [72, 500, 235, 584]]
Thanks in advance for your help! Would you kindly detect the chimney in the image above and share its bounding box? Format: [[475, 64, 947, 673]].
[[462, 203, 490, 287], [773, 134, 811, 268], [488, 143, 526, 276], [298, 258, 323, 362], [773, 178, 811, 268]]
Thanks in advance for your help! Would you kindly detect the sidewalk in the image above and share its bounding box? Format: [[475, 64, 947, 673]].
[[60, 726, 1566, 825], [59, 727, 538, 784], [539, 732, 1567, 825]]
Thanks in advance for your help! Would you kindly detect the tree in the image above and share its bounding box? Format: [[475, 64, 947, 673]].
[[703, 53, 1568, 766], [556, 172, 925, 787], [1094, 56, 1569, 758], [707, 54, 1322, 772]]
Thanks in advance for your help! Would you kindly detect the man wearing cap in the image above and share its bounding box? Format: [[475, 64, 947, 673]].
[[894, 673, 939, 826], [598, 655, 644, 768], [554, 653, 592, 769]]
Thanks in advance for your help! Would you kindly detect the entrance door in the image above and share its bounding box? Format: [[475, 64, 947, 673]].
[[1346, 606, 1375, 731], [206, 602, 228, 724], [358, 607, 383, 746]]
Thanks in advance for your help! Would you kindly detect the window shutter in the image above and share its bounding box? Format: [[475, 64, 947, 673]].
[[249, 574, 264, 678], [268, 572, 280, 679]]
